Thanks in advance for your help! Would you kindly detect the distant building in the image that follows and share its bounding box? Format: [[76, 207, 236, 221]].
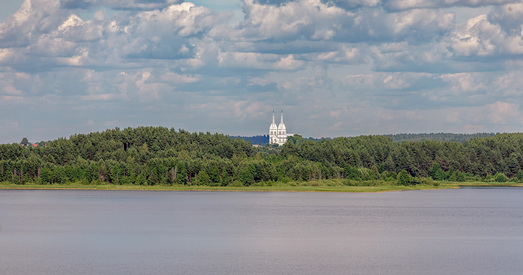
[[19, 139, 47, 148], [269, 110, 293, 146]]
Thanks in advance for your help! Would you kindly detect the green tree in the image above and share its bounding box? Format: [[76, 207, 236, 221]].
[[197, 170, 210, 186], [40, 166, 52, 184], [430, 163, 445, 181], [54, 166, 67, 184], [345, 165, 360, 180], [20, 137, 30, 146], [516, 170, 523, 182], [239, 166, 255, 186], [495, 173, 508, 182], [136, 173, 146, 185], [176, 161, 187, 184], [448, 171, 464, 182], [221, 170, 231, 186], [397, 170, 411, 186], [208, 165, 220, 184]]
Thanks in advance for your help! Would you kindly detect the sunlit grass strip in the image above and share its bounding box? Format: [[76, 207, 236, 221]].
[[0, 181, 451, 192], [2, 180, 521, 192], [453, 182, 523, 188]]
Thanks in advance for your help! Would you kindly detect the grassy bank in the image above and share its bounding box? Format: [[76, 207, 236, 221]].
[[0, 180, 450, 192], [455, 182, 523, 188], [1, 180, 520, 192]]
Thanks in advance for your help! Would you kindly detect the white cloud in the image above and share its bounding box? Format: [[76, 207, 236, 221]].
[[57, 14, 104, 42], [81, 93, 116, 101], [160, 71, 200, 84], [239, 0, 455, 43], [116, 70, 166, 99], [61, 0, 184, 10], [217, 51, 305, 70], [449, 3, 523, 57], [266, 0, 517, 11], [439, 73, 487, 93], [275, 55, 303, 70], [0, 0, 65, 47], [384, 0, 518, 11], [487, 101, 521, 124], [320, 0, 380, 9], [308, 45, 364, 63], [0, 48, 16, 64], [493, 72, 523, 96], [136, 3, 217, 37]]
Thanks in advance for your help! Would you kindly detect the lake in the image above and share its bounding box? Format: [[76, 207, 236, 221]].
[[1, 188, 523, 274]]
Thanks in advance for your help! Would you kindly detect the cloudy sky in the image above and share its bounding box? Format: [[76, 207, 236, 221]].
[[1, 0, 523, 143]]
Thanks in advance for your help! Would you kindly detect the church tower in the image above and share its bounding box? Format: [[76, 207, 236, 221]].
[[277, 110, 286, 145], [269, 111, 278, 144], [269, 110, 289, 146]]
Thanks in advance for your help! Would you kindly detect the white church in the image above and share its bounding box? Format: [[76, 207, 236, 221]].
[[269, 110, 293, 146]]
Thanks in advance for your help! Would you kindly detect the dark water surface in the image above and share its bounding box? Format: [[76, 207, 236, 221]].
[[1, 188, 523, 274]]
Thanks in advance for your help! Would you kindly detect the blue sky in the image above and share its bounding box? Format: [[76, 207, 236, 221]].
[[1, 0, 523, 143]]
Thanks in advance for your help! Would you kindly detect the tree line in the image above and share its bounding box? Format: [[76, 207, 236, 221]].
[[1, 127, 522, 186], [384, 132, 496, 143]]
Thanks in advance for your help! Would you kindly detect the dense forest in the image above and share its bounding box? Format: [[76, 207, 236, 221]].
[[1, 127, 522, 186], [233, 135, 269, 146], [234, 135, 321, 146], [236, 133, 497, 146], [385, 133, 496, 143]]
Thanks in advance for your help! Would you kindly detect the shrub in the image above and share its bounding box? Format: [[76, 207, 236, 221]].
[[345, 165, 361, 180], [387, 171, 397, 180], [228, 181, 244, 187], [517, 170, 523, 182], [197, 170, 210, 186], [410, 177, 421, 185], [397, 170, 411, 186], [251, 181, 265, 187], [495, 173, 508, 182], [343, 179, 355, 186], [278, 176, 291, 183]]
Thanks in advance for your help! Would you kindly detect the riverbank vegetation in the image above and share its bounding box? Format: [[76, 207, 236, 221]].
[[0, 179, 439, 192], [1, 127, 523, 189], [1, 179, 521, 192]]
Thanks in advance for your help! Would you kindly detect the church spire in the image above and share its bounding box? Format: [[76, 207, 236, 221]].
[[278, 110, 286, 131], [272, 110, 275, 125]]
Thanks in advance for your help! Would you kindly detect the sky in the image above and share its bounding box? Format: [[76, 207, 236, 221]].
[[1, 0, 523, 144]]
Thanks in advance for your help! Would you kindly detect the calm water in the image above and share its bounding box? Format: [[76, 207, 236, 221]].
[[1, 188, 523, 274]]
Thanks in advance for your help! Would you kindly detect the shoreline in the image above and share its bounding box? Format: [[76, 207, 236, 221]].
[[0, 184, 443, 192], [1, 182, 520, 193]]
